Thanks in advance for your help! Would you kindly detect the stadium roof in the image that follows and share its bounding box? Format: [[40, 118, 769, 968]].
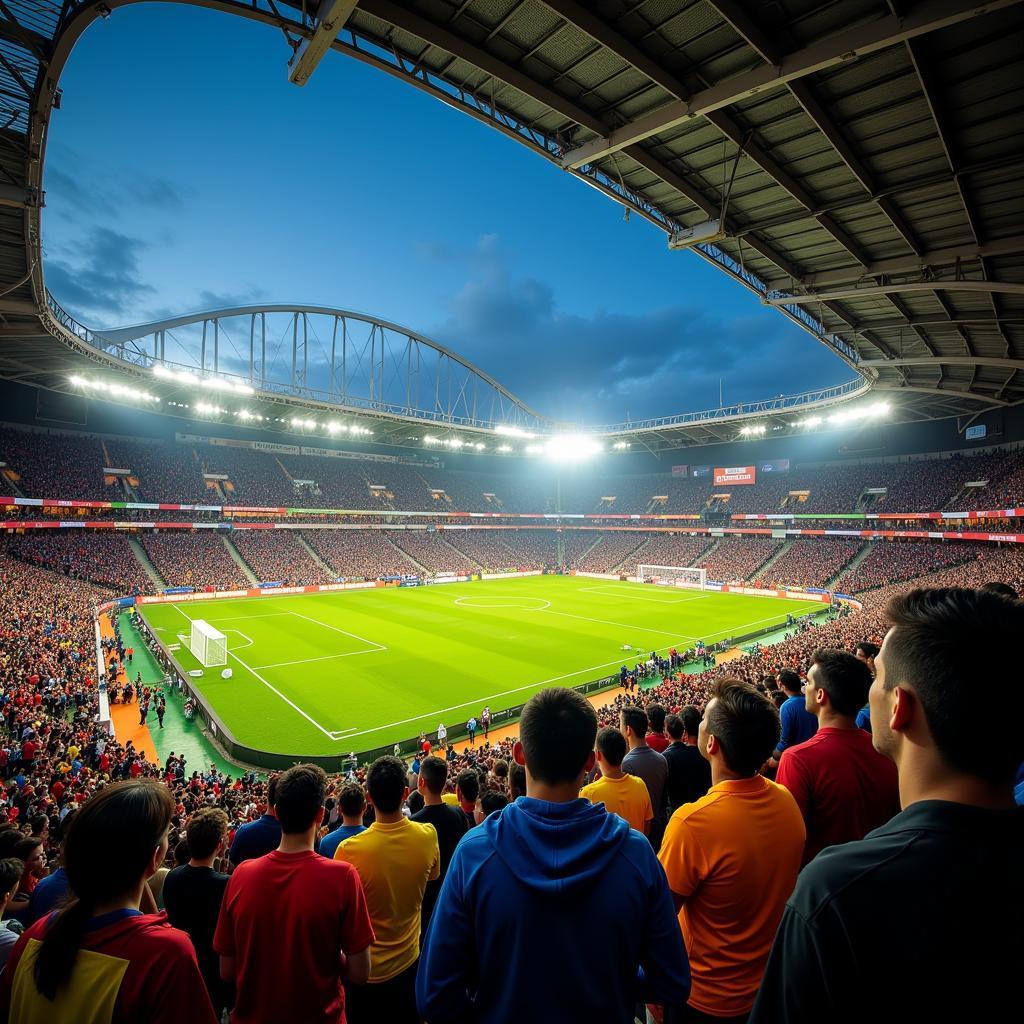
[[0, 0, 1021, 451]]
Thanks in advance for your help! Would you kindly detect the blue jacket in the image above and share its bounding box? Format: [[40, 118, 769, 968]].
[[776, 695, 817, 754], [416, 796, 690, 1024]]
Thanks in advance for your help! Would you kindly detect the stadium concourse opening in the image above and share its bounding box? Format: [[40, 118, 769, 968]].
[[139, 575, 827, 766]]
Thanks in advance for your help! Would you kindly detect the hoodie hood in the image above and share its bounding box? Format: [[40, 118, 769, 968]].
[[484, 796, 631, 897]]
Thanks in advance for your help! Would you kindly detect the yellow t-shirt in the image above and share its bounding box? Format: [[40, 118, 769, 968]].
[[658, 775, 805, 1017], [580, 773, 653, 833], [334, 817, 440, 982], [441, 793, 459, 806]]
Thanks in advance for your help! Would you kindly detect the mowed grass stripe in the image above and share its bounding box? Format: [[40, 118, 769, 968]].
[[141, 576, 823, 757]]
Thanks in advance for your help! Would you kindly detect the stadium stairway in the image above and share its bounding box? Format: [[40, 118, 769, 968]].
[[756, 540, 794, 581], [827, 541, 871, 589], [388, 534, 427, 573], [223, 535, 259, 585], [576, 533, 606, 565], [128, 536, 166, 591], [297, 532, 337, 579]]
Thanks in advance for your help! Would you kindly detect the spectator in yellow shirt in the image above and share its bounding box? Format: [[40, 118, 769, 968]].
[[335, 756, 439, 1024], [580, 728, 654, 835]]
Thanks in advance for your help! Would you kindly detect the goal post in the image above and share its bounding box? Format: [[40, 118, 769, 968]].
[[637, 564, 707, 591], [189, 619, 227, 667]]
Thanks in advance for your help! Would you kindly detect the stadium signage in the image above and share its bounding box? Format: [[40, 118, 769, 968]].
[[714, 466, 757, 485]]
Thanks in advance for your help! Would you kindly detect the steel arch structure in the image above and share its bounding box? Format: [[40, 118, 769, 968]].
[[83, 304, 551, 431], [0, 0, 1021, 451]]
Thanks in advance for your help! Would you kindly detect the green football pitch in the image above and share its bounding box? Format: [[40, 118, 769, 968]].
[[140, 575, 824, 758]]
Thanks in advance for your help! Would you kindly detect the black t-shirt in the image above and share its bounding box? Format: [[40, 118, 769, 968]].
[[162, 864, 232, 1010], [750, 800, 1024, 1024], [411, 802, 470, 930], [663, 742, 711, 811]]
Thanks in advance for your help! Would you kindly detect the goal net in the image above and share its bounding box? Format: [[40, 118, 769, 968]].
[[189, 619, 227, 667], [637, 564, 707, 591]]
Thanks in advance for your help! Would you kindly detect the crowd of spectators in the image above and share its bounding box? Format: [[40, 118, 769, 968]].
[[0, 518, 1020, 1021], [140, 532, 250, 591], [301, 529, 419, 579], [390, 532, 477, 575], [698, 537, 783, 582], [837, 539, 982, 593], [231, 531, 334, 585], [764, 538, 864, 590], [4, 533, 151, 595], [574, 532, 650, 573], [441, 530, 522, 570], [6, 421, 1023, 518]]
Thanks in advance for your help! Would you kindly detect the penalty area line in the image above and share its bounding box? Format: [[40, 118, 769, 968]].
[[168, 604, 338, 741]]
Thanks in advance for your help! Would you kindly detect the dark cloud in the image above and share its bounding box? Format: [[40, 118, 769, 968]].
[[44, 227, 155, 322], [129, 177, 185, 211], [427, 239, 852, 424], [43, 167, 115, 217]]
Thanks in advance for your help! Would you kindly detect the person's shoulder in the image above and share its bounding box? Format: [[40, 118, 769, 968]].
[[124, 913, 199, 959], [671, 787, 728, 825]]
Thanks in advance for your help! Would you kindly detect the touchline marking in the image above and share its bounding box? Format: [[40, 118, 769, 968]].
[[169, 604, 338, 740]]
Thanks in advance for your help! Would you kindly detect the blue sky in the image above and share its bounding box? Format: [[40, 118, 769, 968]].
[[43, 3, 852, 425]]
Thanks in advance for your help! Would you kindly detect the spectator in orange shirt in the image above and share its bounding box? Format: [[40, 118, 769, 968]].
[[658, 679, 805, 1024]]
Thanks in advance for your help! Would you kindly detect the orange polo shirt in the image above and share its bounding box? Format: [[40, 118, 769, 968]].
[[658, 775, 805, 1016]]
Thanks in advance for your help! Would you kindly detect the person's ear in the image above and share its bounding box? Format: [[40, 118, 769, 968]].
[[512, 741, 526, 767], [416, 773, 427, 793], [402, 786, 410, 802], [315, 806, 325, 826], [706, 734, 720, 758], [890, 686, 914, 734], [584, 750, 596, 774]]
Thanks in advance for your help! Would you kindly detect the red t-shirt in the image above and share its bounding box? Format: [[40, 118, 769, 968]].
[[0, 910, 217, 1024], [776, 725, 900, 864], [645, 732, 670, 753], [214, 849, 374, 1024]]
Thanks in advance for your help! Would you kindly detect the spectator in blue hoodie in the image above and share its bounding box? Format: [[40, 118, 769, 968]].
[[765, 670, 816, 772], [416, 686, 691, 1024]]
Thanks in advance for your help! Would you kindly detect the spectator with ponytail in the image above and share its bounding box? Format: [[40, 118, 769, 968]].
[[0, 780, 217, 1024]]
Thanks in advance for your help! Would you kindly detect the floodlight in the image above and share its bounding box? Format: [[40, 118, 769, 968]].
[[495, 425, 536, 439], [668, 218, 726, 250], [497, 444, 512, 453], [544, 436, 602, 461]]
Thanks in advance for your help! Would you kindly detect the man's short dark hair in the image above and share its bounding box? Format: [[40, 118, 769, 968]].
[[185, 807, 228, 860], [855, 641, 880, 660], [706, 679, 781, 777], [680, 705, 701, 738], [519, 687, 598, 785], [811, 648, 874, 717], [366, 756, 407, 814], [338, 782, 365, 818], [778, 669, 801, 694], [509, 762, 527, 800], [419, 756, 448, 796], [274, 764, 327, 834], [665, 714, 684, 741], [0, 857, 23, 896], [480, 791, 507, 816], [979, 580, 1017, 599], [595, 727, 627, 767], [646, 703, 666, 733], [883, 588, 1024, 783], [769, 689, 787, 709], [619, 705, 648, 740], [456, 769, 480, 804]]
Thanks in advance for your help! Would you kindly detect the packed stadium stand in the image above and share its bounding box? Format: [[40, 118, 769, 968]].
[[4, 532, 150, 595], [698, 537, 784, 583], [390, 530, 479, 575], [138, 532, 249, 591], [763, 538, 864, 590], [230, 530, 334, 586]]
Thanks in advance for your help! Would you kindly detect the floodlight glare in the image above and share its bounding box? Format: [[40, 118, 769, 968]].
[[495, 425, 536, 439], [544, 436, 603, 461]]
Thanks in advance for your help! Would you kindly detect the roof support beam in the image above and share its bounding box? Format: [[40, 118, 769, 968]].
[[762, 233, 1024, 290], [905, 36, 982, 244], [287, 0, 360, 86], [538, 1, 688, 100], [885, 293, 937, 356], [703, 0, 786, 65], [871, 383, 1012, 407], [767, 281, 1024, 305], [786, 79, 925, 257], [860, 356, 1024, 370], [561, 0, 1022, 167]]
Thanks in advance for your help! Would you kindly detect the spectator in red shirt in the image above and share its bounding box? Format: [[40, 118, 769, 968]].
[[0, 780, 217, 1024], [645, 703, 670, 753], [776, 649, 900, 865], [214, 763, 374, 1024]]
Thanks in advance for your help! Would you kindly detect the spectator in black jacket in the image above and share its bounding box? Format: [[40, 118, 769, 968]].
[[663, 708, 711, 812]]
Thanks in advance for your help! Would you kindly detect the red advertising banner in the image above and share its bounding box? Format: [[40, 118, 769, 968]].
[[714, 465, 757, 485]]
